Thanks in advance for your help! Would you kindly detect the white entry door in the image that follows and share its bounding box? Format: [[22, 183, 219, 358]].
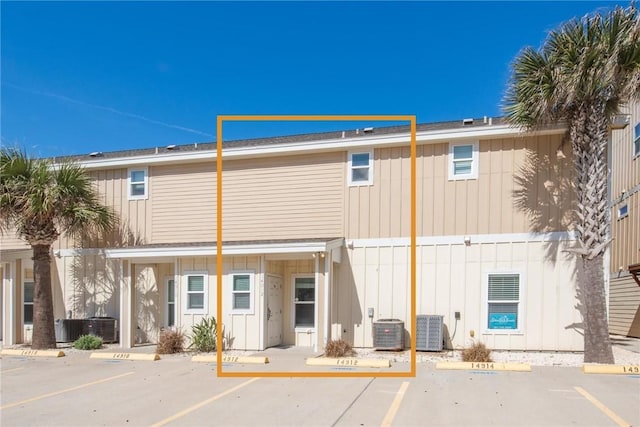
[[267, 274, 283, 348]]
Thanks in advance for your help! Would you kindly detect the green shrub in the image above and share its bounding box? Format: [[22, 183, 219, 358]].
[[188, 317, 219, 353], [462, 341, 493, 362], [156, 329, 186, 354], [324, 339, 357, 358], [73, 334, 103, 350]]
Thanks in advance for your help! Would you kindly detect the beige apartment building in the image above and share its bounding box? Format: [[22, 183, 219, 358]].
[[2, 113, 635, 351]]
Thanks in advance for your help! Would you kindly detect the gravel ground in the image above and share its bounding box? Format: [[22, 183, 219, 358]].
[[354, 346, 640, 367], [6, 342, 639, 367]]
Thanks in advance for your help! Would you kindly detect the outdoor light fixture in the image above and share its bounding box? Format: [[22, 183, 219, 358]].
[[464, 236, 471, 246]]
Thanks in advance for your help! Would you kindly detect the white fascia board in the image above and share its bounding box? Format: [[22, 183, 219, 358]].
[[350, 231, 577, 248], [72, 125, 566, 170], [100, 240, 340, 259]]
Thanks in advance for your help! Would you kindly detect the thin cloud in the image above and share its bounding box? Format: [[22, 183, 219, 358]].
[[2, 82, 215, 138]]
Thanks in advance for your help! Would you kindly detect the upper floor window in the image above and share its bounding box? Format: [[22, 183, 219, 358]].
[[128, 168, 148, 200], [348, 151, 373, 186], [449, 142, 479, 180], [634, 122, 640, 158]]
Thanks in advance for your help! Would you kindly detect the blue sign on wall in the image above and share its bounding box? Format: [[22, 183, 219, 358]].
[[489, 313, 517, 329]]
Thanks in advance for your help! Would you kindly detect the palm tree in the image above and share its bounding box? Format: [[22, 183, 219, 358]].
[[0, 148, 114, 349], [504, 3, 639, 363]]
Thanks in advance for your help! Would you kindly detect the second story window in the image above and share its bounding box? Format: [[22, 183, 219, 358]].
[[348, 151, 373, 186], [449, 142, 479, 180], [634, 122, 639, 158], [128, 168, 148, 200]]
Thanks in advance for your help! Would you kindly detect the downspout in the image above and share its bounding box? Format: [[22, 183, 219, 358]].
[[118, 259, 124, 348], [259, 255, 265, 351], [127, 261, 133, 348], [324, 251, 330, 349], [314, 253, 319, 353]]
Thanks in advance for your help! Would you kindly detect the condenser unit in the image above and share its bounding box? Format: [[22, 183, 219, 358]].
[[55, 319, 85, 343], [85, 317, 118, 343], [373, 319, 404, 350], [416, 315, 444, 351]]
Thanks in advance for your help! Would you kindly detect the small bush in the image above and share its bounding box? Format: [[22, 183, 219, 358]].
[[462, 341, 493, 362], [157, 329, 186, 354], [189, 317, 218, 353], [324, 339, 357, 358], [73, 334, 103, 350]]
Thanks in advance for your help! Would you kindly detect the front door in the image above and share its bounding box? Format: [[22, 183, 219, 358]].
[[267, 274, 283, 348], [135, 265, 159, 344]]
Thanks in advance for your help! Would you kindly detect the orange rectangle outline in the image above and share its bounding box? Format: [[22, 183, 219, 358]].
[[216, 115, 417, 378]]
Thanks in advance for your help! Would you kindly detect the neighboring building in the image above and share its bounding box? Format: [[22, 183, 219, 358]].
[[609, 101, 640, 338], [2, 118, 588, 351]]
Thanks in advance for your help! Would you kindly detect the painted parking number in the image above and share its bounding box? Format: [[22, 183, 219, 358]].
[[21, 350, 38, 356], [113, 353, 130, 359], [336, 359, 358, 366], [223, 356, 239, 363], [623, 366, 639, 374], [471, 362, 495, 370]]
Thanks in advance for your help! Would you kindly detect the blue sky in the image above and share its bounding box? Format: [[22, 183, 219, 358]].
[[1, 1, 626, 158]]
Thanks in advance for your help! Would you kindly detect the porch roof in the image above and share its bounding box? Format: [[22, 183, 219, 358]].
[[94, 237, 344, 259]]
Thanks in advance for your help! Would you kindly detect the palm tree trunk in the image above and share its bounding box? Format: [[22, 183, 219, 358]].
[[31, 244, 57, 349], [581, 254, 614, 363]]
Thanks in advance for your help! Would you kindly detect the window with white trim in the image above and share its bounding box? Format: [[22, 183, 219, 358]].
[[231, 273, 254, 314], [166, 278, 176, 327], [618, 204, 629, 219], [128, 168, 148, 200], [294, 276, 315, 328], [184, 273, 207, 314], [634, 122, 640, 158], [486, 273, 521, 331], [348, 151, 373, 186], [24, 281, 34, 325], [449, 142, 478, 180]]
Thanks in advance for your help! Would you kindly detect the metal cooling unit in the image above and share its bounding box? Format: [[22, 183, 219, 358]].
[[416, 315, 444, 351], [373, 319, 404, 350], [85, 317, 118, 343]]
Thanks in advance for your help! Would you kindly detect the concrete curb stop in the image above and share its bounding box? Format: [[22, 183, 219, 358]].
[[89, 352, 160, 361], [1, 349, 65, 358], [436, 361, 531, 372]]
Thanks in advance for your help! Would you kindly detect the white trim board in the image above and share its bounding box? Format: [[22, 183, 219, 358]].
[[348, 232, 577, 248], [61, 125, 566, 170], [55, 238, 345, 259]]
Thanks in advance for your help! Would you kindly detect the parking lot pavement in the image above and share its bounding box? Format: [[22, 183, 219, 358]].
[[1, 353, 638, 427]]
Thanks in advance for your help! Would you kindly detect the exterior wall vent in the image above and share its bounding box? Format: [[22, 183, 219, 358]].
[[373, 319, 404, 350], [462, 118, 473, 125], [416, 315, 444, 351]]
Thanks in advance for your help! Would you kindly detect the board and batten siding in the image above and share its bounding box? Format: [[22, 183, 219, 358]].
[[344, 134, 573, 239], [609, 275, 640, 337], [610, 101, 640, 274], [334, 241, 582, 351], [151, 153, 344, 243]]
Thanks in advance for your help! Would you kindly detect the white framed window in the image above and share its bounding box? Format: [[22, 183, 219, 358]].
[[24, 281, 34, 325], [448, 142, 479, 180], [484, 272, 522, 333], [293, 276, 315, 328], [128, 167, 148, 200], [618, 204, 629, 219], [347, 151, 373, 186], [183, 272, 207, 314], [634, 122, 640, 158], [166, 277, 176, 327], [230, 272, 254, 314]]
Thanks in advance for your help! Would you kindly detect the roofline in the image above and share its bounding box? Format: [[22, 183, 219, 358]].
[[67, 123, 566, 170], [53, 238, 345, 258]]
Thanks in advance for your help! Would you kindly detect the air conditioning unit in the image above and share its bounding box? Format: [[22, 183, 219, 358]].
[[416, 315, 444, 351], [373, 319, 404, 350], [85, 317, 119, 343], [55, 319, 85, 343]]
